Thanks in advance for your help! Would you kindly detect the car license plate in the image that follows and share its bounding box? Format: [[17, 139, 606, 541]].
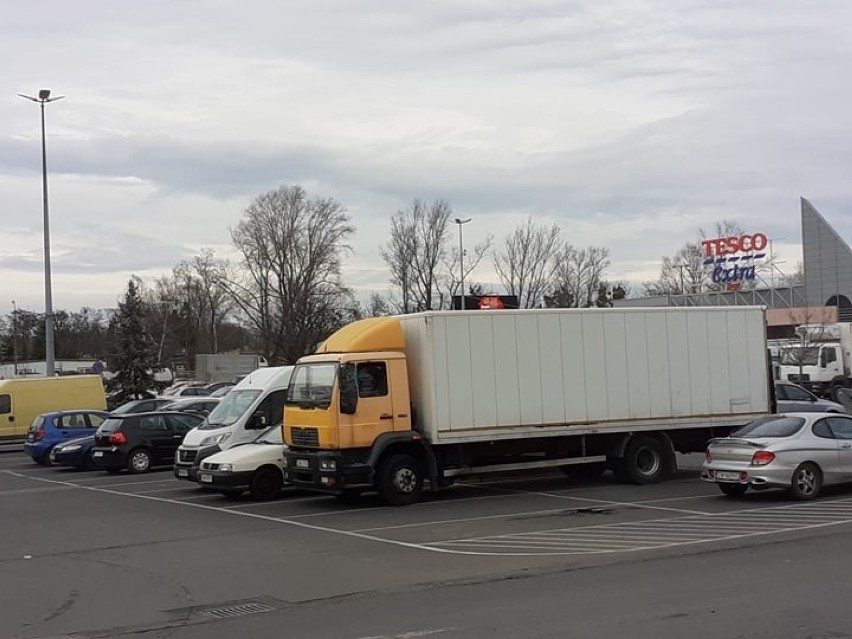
[[715, 470, 740, 481], [200, 474, 213, 483], [93, 451, 104, 458], [296, 459, 309, 468], [177, 469, 189, 477]]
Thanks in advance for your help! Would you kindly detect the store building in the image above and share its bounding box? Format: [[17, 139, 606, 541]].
[[616, 197, 852, 338]]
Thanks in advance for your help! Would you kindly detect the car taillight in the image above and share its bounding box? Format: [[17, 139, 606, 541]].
[[109, 432, 127, 445], [751, 450, 775, 466], [34, 429, 45, 441], [704, 449, 712, 463]]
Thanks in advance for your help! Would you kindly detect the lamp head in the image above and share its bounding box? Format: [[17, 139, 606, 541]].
[[38, 89, 51, 100]]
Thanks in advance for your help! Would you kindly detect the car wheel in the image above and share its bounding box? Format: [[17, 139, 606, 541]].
[[42, 447, 56, 466], [377, 454, 424, 506], [127, 448, 152, 474], [249, 467, 283, 500], [789, 462, 822, 501], [718, 483, 748, 497], [616, 436, 669, 484]]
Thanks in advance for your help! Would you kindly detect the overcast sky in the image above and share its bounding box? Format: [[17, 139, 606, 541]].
[[3, 1, 852, 315]]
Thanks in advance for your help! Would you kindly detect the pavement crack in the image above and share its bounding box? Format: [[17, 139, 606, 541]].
[[43, 589, 79, 623]]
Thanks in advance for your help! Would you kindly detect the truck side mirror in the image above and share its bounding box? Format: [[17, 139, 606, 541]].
[[339, 364, 358, 415]]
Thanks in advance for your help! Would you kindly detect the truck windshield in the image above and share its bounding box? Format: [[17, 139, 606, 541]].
[[201, 390, 262, 429], [285, 363, 338, 409], [780, 347, 820, 366]]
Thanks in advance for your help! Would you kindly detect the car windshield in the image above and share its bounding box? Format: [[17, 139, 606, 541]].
[[780, 346, 819, 366], [98, 418, 124, 433], [285, 363, 337, 409], [255, 424, 284, 445], [202, 390, 261, 429], [731, 416, 805, 438]]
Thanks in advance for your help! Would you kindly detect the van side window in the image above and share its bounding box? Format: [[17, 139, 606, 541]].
[[0, 394, 10, 414], [357, 363, 388, 398]]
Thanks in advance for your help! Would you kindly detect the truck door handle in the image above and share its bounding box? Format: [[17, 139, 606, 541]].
[[380, 414, 393, 420]]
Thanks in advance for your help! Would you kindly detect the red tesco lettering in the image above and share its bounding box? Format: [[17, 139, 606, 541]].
[[701, 233, 767, 257]]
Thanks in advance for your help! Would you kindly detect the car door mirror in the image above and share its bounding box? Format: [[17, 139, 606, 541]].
[[248, 411, 267, 429], [339, 364, 358, 415]]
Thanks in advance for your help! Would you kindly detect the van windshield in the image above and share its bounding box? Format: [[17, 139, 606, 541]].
[[201, 390, 261, 429]]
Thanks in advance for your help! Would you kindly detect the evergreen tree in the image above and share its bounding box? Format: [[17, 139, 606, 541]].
[[111, 279, 154, 399]]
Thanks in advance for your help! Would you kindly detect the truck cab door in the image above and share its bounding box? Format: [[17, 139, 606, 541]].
[[821, 345, 842, 381], [338, 361, 394, 449]]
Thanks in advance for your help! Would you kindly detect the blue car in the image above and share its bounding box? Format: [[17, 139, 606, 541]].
[[49, 434, 97, 469], [24, 411, 112, 465]]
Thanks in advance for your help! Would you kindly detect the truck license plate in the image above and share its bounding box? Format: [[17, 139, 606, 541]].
[[177, 469, 189, 477], [296, 459, 309, 468], [715, 470, 740, 481], [93, 451, 103, 457], [200, 474, 213, 483]]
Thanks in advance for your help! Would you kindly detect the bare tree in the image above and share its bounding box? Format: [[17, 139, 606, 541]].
[[643, 242, 706, 296], [380, 199, 452, 312], [189, 249, 232, 353], [225, 184, 355, 363], [442, 233, 494, 308], [547, 245, 611, 308], [492, 218, 561, 309]]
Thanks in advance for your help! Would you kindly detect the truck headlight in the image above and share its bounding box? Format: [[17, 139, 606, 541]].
[[219, 464, 233, 473], [319, 458, 337, 471]]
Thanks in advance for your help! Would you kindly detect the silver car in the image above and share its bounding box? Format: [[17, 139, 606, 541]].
[[702, 413, 852, 500], [775, 381, 847, 413]]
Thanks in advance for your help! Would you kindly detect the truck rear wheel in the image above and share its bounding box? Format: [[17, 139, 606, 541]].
[[377, 454, 424, 506], [615, 436, 668, 484]]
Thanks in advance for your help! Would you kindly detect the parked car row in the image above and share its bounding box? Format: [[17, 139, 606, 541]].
[[22, 366, 295, 500], [19, 375, 852, 504]]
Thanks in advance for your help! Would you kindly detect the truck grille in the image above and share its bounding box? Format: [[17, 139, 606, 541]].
[[178, 449, 197, 463], [290, 427, 319, 447]]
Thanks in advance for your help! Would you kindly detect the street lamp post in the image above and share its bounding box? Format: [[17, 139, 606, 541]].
[[18, 89, 64, 377], [454, 218, 471, 310]]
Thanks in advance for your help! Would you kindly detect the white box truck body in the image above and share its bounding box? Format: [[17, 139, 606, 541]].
[[283, 307, 771, 505]]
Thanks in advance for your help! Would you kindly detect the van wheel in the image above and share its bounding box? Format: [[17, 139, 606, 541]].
[[377, 454, 424, 506], [250, 467, 283, 500], [616, 436, 668, 484], [127, 448, 152, 474]]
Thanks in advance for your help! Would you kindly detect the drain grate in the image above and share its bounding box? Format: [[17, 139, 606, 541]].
[[202, 602, 275, 619]]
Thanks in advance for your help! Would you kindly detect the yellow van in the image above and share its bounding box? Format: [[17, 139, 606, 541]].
[[0, 376, 108, 440]]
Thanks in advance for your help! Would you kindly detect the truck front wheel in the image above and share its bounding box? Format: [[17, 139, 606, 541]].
[[377, 454, 424, 506], [615, 436, 668, 485]]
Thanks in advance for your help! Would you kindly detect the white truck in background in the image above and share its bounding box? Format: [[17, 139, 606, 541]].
[[283, 307, 772, 505], [778, 323, 852, 398], [194, 353, 268, 383]]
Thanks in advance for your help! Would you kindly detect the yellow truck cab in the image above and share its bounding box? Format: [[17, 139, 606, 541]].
[[283, 317, 424, 504], [284, 309, 772, 506], [0, 375, 108, 441]]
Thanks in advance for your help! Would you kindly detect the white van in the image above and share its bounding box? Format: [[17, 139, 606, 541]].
[[173, 366, 293, 482]]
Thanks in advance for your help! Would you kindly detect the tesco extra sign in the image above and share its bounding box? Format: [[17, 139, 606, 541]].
[[701, 232, 768, 287]]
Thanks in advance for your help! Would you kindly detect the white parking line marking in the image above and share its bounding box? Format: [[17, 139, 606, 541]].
[[458, 483, 711, 516], [7, 469, 852, 557]]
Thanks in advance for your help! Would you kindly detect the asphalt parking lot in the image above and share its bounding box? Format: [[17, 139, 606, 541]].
[[4, 452, 852, 638]]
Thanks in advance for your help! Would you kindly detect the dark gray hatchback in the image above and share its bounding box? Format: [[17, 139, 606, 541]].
[[91, 412, 204, 474]]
